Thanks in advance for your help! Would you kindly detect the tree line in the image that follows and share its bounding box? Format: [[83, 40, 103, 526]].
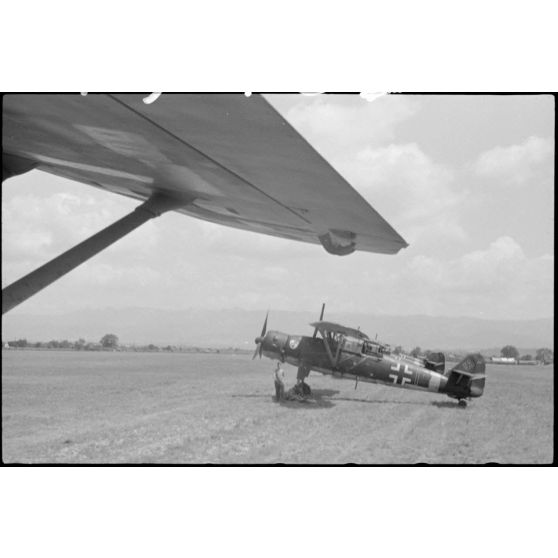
[[5, 333, 120, 351], [393, 345, 553, 364], [499, 345, 553, 363], [3, 333, 251, 354], [4, 336, 553, 363]]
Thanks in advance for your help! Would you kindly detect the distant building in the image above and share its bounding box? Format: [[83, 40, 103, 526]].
[[490, 356, 518, 364]]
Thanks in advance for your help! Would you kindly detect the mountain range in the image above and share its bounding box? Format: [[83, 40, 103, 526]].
[[2, 307, 553, 352]]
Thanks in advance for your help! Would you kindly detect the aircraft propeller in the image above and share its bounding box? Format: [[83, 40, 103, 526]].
[[252, 311, 269, 359]]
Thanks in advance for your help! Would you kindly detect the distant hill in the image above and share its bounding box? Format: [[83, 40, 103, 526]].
[[2, 307, 553, 352]]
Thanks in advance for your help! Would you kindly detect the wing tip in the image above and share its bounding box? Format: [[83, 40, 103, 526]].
[[318, 229, 409, 256]]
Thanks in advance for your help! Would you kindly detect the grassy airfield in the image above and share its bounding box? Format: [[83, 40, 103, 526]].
[[2, 350, 553, 464]]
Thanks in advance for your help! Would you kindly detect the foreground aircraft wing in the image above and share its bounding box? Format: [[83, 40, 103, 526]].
[[3, 94, 407, 255]]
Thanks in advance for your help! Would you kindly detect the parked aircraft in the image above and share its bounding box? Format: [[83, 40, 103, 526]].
[[2, 94, 407, 314], [253, 305, 486, 407]]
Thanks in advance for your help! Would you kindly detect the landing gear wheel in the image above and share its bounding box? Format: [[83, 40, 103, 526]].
[[458, 399, 467, 408], [292, 382, 311, 399]]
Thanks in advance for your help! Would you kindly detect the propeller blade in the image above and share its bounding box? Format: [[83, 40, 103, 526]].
[[260, 311, 268, 338], [313, 302, 325, 338], [253, 311, 269, 359]]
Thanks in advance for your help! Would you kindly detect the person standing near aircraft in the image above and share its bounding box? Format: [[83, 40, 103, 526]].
[[273, 361, 285, 401]]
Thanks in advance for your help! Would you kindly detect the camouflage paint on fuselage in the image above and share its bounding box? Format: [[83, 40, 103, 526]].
[[260, 329, 482, 400]]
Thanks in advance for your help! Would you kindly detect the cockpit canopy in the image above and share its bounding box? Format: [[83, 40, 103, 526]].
[[363, 340, 390, 356], [309, 320, 393, 359]]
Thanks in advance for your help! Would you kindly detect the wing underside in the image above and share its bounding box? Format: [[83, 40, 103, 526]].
[[2, 93, 407, 255]]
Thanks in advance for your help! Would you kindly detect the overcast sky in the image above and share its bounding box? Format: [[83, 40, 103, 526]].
[[2, 94, 554, 319]]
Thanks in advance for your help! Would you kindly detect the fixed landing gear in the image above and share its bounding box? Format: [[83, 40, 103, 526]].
[[457, 399, 468, 408], [284, 380, 312, 402], [295, 365, 311, 398], [294, 381, 312, 397]]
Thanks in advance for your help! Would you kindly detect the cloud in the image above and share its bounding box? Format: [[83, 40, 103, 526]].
[[281, 94, 418, 159], [353, 143, 459, 219], [403, 237, 553, 317], [67, 262, 163, 290], [333, 143, 466, 248], [410, 236, 524, 289], [180, 216, 319, 262], [2, 189, 160, 269], [473, 136, 553, 184]]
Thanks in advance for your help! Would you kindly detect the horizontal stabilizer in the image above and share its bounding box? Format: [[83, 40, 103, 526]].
[[453, 371, 486, 379]]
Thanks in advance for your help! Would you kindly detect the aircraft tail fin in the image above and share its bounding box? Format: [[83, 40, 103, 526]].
[[448, 354, 486, 397]]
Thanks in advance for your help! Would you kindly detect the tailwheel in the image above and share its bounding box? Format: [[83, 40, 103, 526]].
[[457, 399, 467, 408]]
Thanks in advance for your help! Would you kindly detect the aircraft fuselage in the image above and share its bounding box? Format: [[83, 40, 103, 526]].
[[259, 330, 482, 400]]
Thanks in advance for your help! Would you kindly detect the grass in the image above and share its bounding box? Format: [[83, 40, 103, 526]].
[[1, 350, 554, 464]]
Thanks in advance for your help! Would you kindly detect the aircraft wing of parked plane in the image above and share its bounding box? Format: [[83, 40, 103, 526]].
[[310, 321, 371, 340], [2, 94, 408, 313]]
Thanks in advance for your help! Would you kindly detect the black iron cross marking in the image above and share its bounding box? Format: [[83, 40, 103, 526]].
[[389, 362, 414, 385]]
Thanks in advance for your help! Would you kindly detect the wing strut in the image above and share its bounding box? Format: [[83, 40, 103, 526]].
[[322, 334, 338, 369], [2, 192, 191, 314]]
